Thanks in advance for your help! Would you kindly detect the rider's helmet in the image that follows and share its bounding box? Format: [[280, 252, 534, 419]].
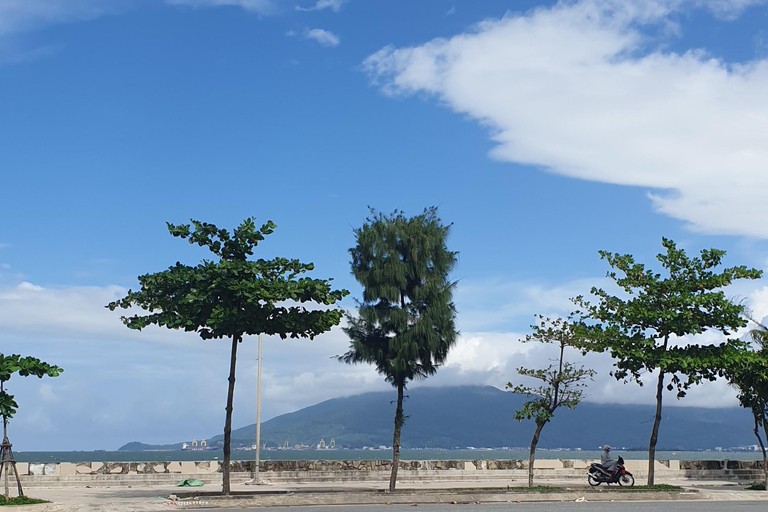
[[602, 445, 611, 451]]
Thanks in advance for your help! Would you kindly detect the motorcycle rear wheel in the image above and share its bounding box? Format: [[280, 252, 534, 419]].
[[618, 473, 635, 487], [588, 474, 601, 487]]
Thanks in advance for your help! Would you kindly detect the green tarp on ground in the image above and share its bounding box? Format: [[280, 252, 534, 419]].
[[176, 478, 204, 487]]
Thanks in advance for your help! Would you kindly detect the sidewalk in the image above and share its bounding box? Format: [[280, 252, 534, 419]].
[[17, 478, 768, 512]]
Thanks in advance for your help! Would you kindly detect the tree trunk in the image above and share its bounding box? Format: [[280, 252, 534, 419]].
[[754, 414, 768, 491], [222, 333, 241, 495], [648, 370, 665, 486], [388, 383, 405, 493], [3, 419, 7, 501], [528, 421, 545, 488]]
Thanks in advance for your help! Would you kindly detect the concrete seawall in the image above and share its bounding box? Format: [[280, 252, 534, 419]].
[[13, 459, 767, 488]]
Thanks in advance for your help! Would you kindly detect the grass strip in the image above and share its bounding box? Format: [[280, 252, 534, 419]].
[[0, 496, 48, 506], [504, 484, 682, 492]]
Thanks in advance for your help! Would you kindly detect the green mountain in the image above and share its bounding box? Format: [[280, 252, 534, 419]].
[[120, 385, 757, 451]]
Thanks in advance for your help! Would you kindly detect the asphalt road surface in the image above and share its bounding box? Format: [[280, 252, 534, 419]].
[[215, 503, 767, 512]]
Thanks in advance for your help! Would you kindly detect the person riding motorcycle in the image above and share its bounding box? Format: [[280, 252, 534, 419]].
[[588, 445, 635, 486], [600, 445, 617, 474]]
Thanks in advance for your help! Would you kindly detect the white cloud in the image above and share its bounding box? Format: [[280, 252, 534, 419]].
[[16, 281, 42, 291], [363, 0, 768, 238], [4, 276, 767, 449], [0, 281, 371, 449], [0, 0, 118, 36], [305, 27, 340, 46], [0, 0, 131, 65], [296, 0, 345, 12], [455, 277, 605, 331], [165, 0, 276, 14]]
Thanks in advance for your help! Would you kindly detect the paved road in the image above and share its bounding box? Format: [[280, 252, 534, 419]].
[[219, 503, 766, 512]]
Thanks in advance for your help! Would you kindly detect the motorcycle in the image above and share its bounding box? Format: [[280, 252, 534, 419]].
[[587, 456, 635, 486]]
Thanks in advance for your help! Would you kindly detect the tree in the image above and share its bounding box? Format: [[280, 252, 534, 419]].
[[575, 238, 762, 485], [339, 208, 458, 492], [724, 316, 768, 490], [107, 218, 347, 494], [506, 316, 595, 488], [0, 354, 62, 499]]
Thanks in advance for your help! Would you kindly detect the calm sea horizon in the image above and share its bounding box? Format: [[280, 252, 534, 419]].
[[15, 448, 764, 464]]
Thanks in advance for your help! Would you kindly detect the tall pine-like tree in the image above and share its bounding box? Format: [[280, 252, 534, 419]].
[[340, 208, 458, 492]]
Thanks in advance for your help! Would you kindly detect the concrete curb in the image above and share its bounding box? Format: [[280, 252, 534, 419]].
[[19, 482, 768, 511], [164, 487, 726, 508]]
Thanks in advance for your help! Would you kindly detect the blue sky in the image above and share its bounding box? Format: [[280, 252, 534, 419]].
[[2, 0, 768, 450]]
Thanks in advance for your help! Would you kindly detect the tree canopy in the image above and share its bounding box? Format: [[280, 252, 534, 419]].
[[0, 354, 62, 426], [340, 207, 458, 492], [724, 316, 768, 490], [575, 237, 762, 484], [0, 354, 62, 499], [507, 316, 595, 487], [108, 218, 347, 494]]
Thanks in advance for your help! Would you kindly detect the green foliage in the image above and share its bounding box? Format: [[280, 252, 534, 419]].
[[508, 316, 595, 428], [0, 355, 62, 423], [723, 316, 768, 489], [746, 482, 766, 491], [507, 316, 595, 487], [108, 218, 348, 339], [615, 484, 681, 491], [107, 218, 348, 494], [0, 496, 47, 506], [575, 238, 761, 485], [575, 238, 761, 395], [340, 207, 458, 491], [340, 207, 458, 389], [726, 331, 768, 427]]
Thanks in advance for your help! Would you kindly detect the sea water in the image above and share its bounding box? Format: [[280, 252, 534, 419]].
[[15, 448, 764, 463]]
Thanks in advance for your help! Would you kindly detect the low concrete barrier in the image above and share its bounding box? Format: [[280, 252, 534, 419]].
[[15, 459, 766, 488]]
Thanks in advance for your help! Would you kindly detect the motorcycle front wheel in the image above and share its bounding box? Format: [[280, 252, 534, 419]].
[[618, 473, 635, 487], [587, 474, 601, 486]]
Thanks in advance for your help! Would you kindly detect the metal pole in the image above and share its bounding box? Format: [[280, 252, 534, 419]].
[[254, 333, 263, 483]]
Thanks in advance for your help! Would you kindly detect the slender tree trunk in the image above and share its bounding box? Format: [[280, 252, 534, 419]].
[[754, 414, 768, 491], [648, 370, 665, 486], [2, 379, 7, 501], [222, 333, 241, 495], [3, 418, 7, 501], [528, 421, 545, 488], [389, 383, 405, 493]]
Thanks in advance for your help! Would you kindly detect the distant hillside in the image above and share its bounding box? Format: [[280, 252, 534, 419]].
[[120, 385, 757, 451], [119, 441, 182, 451]]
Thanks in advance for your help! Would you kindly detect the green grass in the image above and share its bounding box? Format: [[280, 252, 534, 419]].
[[0, 496, 48, 506], [629, 484, 681, 490], [504, 484, 682, 493], [502, 486, 566, 493]]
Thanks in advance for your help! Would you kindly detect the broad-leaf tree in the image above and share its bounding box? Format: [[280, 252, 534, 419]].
[[0, 354, 62, 498], [107, 218, 348, 494], [507, 316, 595, 488], [339, 208, 458, 492], [724, 316, 768, 490], [575, 238, 761, 485]]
